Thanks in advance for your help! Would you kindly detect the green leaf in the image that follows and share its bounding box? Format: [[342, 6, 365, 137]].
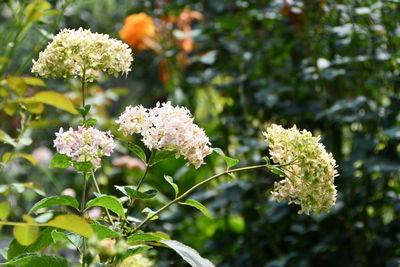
[[46, 214, 94, 238], [179, 199, 213, 219], [262, 156, 270, 165], [115, 185, 157, 200], [1, 253, 68, 267], [268, 166, 286, 177], [13, 218, 39, 246], [7, 76, 28, 97], [77, 104, 91, 118], [85, 118, 97, 127], [0, 201, 10, 220], [23, 77, 46, 87], [49, 153, 71, 169], [142, 208, 159, 221], [20, 101, 45, 114], [24, 91, 78, 114], [3, 101, 19, 116], [51, 230, 70, 243], [2, 152, 37, 165], [8, 227, 55, 260], [91, 223, 122, 240], [86, 195, 125, 218], [160, 239, 214, 267], [123, 142, 147, 163], [127, 233, 162, 243], [51, 230, 83, 248], [120, 245, 152, 261], [163, 175, 179, 198], [29, 196, 79, 214], [150, 150, 176, 166], [0, 129, 17, 147], [213, 148, 239, 169], [72, 161, 94, 172]]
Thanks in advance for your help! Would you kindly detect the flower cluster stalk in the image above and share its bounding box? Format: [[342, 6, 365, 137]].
[[131, 164, 267, 234]]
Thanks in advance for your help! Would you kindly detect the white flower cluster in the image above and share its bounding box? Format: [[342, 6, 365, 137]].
[[118, 253, 154, 267], [116, 102, 213, 168], [54, 126, 115, 168], [263, 124, 338, 215], [32, 28, 133, 80]]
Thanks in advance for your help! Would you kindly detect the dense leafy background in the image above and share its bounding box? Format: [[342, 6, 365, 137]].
[[1, 0, 399, 266]]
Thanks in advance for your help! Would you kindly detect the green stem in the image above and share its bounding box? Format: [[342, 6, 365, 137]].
[[131, 164, 266, 234], [121, 151, 155, 234], [81, 173, 88, 211], [90, 170, 114, 226], [81, 72, 86, 108], [135, 150, 155, 192], [81, 173, 88, 267]]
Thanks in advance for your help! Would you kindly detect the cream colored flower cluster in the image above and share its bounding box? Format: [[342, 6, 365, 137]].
[[116, 102, 213, 168], [263, 124, 338, 215], [118, 253, 154, 267], [32, 28, 133, 80], [54, 126, 115, 168]]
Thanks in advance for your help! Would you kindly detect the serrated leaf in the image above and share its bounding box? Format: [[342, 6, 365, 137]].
[[91, 223, 122, 240], [127, 233, 162, 243], [0, 129, 17, 147], [86, 195, 125, 218], [49, 153, 71, 168], [2, 152, 37, 165], [160, 239, 214, 267], [1, 253, 68, 267], [24, 91, 77, 114], [122, 142, 147, 163], [73, 161, 94, 172], [213, 148, 239, 169], [7, 76, 28, 96], [8, 227, 55, 260], [163, 175, 179, 198], [46, 214, 94, 238], [268, 166, 286, 177], [150, 150, 176, 166], [180, 199, 213, 219], [29, 196, 79, 214], [0, 201, 10, 220]]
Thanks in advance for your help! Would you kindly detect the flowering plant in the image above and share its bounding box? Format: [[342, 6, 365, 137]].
[[0, 27, 338, 267]]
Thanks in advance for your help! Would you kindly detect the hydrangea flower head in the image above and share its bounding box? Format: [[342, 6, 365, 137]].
[[116, 102, 213, 168], [32, 28, 133, 80], [263, 124, 338, 215], [53, 126, 115, 169], [119, 253, 154, 267]]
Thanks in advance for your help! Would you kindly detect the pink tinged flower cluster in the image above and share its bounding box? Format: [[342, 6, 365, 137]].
[[263, 124, 338, 215], [116, 102, 213, 168], [53, 126, 115, 168]]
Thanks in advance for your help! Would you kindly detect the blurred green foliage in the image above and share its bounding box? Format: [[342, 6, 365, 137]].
[[1, 0, 399, 266]]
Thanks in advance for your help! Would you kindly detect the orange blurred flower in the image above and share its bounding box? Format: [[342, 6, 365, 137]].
[[119, 12, 157, 51], [176, 7, 203, 53]]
